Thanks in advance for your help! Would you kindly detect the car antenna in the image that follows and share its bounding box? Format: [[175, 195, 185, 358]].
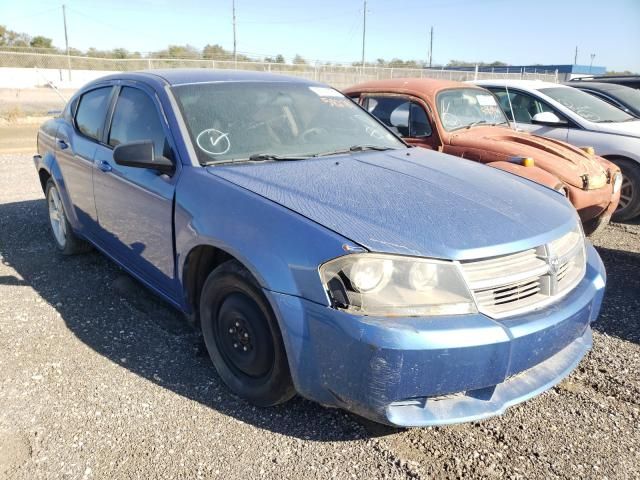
[[505, 84, 518, 131]]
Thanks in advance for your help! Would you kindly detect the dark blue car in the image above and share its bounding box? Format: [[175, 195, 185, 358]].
[[34, 70, 606, 426]]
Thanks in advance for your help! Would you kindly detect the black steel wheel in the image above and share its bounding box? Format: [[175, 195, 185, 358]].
[[199, 260, 295, 406]]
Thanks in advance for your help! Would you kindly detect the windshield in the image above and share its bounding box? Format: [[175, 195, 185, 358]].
[[539, 87, 634, 123], [435, 88, 508, 131], [606, 86, 640, 109], [171, 82, 404, 164]]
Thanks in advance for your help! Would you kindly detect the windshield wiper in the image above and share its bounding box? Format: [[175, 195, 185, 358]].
[[466, 120, 487, 129], [316, 145, 396, 157], [248, 153, 314, 162]]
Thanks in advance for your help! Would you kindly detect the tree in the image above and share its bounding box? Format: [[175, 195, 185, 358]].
[[111, 48, 130, 59], [30, 35, 53, 49], [155, 44, 200, 59], [292, 54, 307, 65], [274, 54, 285, 64], [203, 44, 231, 60]]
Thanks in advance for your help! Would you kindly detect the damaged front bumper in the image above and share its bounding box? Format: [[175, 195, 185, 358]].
[[266, 242, 606, 427]]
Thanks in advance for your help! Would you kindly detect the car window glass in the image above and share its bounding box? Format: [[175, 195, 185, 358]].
[[366, 96, 431, 138], [172, 82, 403, 164], [490, 89, 555, 124], [75, 87, 112, 141], [409, 102, 431, 137], [109, 87, 167, 157], [539, 86, 633, 123]]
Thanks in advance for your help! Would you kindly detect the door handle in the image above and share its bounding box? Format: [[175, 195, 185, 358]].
[[56, 139, 69, 150], [96, 160, 112, 172]]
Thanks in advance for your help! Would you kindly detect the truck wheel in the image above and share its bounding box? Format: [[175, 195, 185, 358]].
[[612, 159, 640, 222], [45, 179, 90, 255], [199, 260, 295, 406]]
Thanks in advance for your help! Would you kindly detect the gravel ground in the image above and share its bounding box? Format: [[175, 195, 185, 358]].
[[0, 153, 639, 480]]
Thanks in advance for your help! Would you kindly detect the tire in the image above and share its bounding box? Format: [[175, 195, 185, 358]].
[[45, 179, 91, 255], [612, 159, 640, 222], [199, 260, 295, 406]]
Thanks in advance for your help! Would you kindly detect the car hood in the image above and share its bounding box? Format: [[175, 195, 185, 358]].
[[207, 148, 576, 260], [587, 119, 640, 138], [449, 127, 609, 190]]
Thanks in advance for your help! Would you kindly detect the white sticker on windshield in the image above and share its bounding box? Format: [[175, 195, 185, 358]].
[[309, 86, 343, 97], [477, 94, 497, 106]]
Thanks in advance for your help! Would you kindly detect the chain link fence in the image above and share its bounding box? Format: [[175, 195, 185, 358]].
[[0, 51, 558, 89]]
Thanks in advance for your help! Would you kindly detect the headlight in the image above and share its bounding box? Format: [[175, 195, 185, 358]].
[[612, 171, 623, 194], [319, 253, 477, 316]]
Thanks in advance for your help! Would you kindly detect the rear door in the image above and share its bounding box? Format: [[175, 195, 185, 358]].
[[55, 86, 114, 237], [92, 83, 180, 299], [487, 87, 570, 141]]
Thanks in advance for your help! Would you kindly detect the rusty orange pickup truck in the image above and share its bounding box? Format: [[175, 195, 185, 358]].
[[344, 79, 622, 235]]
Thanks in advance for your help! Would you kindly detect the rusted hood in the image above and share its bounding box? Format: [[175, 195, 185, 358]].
[[449, 127, 608, 190]]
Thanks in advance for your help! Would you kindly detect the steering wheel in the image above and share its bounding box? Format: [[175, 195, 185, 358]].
[[300, 127, 328, 142], [441, 112, 461, 129]]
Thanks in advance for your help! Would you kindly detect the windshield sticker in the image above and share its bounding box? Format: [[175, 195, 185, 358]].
[[309, 86, 343, 98], [477, 95, 497, 106], [196, 128, 231, 156]]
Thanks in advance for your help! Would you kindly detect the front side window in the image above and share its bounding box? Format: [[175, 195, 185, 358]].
[[489, 88, 555, 124], [539, 87, 634, 123], [108, 87, 168, 157], [365, 96, 432, 138], [75, 87, 113, 141], [436, 88, 508, 131], [172, 82, 404, 165]]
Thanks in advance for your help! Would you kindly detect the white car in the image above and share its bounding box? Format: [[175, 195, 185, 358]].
[[472, 79, 640, 221]]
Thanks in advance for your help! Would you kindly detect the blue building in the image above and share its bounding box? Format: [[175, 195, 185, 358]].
[[434, 64, 606, 81]]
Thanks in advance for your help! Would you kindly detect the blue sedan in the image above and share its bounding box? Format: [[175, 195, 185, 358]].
[[34, 70, 606, 426]]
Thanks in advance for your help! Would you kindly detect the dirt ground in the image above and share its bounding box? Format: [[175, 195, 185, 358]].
[[0, 152, 639, 479]]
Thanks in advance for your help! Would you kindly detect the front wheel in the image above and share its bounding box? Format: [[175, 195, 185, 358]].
[[45, 179, 90, 255], [612, 159, 640, 222], [199, 260, 295, 406]]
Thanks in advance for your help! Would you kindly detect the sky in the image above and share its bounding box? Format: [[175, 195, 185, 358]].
[[2, 0, 640, 72]]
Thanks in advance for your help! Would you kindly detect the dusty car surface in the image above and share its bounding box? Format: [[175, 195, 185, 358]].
[[473, 79, 640, 221], [34, 69, 606, 427], [344, 78, 622, 235]]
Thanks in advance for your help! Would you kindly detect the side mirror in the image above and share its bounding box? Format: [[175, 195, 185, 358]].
[[113, 140, 174, 174], [531, 111, 567, 126]]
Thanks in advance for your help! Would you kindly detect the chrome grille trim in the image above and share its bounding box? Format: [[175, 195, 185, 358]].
[[460, 226, 586, 319]]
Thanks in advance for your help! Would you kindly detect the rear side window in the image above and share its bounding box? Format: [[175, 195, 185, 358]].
[[108, 87, 167, 157], [75, 87, 113, 141]]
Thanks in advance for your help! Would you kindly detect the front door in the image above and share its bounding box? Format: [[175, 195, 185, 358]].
[[488, 87, 570, 142], [92, 84, 180, 299]]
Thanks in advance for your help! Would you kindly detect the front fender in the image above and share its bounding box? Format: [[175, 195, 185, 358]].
[[174, 167, 356, 307]]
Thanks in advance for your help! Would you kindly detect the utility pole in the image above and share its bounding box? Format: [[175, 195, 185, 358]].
[[62, 4, 71, 81], [428, 26, 433, 68], [574, 46, 578, 65], [361, 0, 367, 69], [232, 0, 237, 65], [589, 53, 596, 73]]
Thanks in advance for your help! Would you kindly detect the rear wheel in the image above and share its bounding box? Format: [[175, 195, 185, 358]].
[[199, 260, 295, 406], [45, 179, 90, 255], [612, 159, 640, 222]]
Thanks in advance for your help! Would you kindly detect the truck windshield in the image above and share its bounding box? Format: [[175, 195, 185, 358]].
[[540, 87, 634, 123], [171, 82, 404, 165], [435, 88, 509, 131]]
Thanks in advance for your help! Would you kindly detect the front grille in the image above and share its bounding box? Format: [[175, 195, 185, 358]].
[[460, 226, 586, 318]]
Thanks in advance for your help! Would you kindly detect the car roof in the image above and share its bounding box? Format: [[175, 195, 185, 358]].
[[343, 77, 485, 97], [90, 68, 322, 87], [565, 81, 631, 93], [472, 79, 563, 90]]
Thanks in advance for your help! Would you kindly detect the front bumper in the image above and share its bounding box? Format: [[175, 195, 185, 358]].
[[569, 181, 620, 232], [267, 243, 606, 426]]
